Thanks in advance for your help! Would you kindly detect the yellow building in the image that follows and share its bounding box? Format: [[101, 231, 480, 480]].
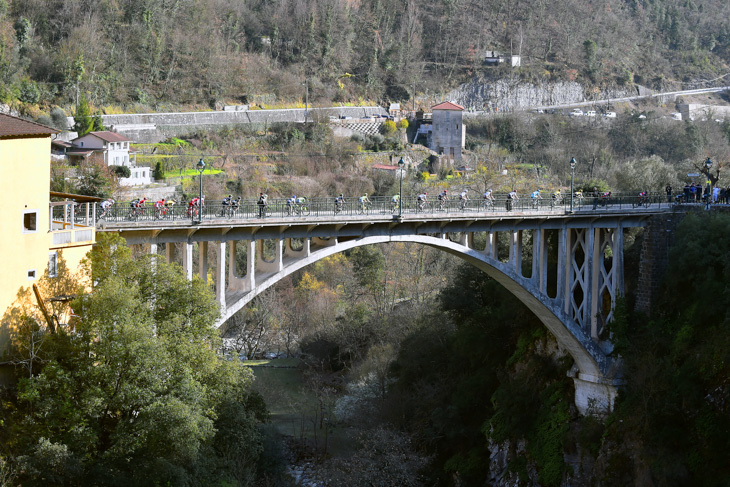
[[0, 113, 96, 372]]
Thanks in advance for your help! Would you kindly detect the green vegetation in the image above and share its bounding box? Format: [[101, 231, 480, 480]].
[[0, 234, 271, 485], [2, 0, 729, 115]]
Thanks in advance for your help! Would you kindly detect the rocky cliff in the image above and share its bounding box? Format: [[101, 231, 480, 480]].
[[446, 78, 634, 111]]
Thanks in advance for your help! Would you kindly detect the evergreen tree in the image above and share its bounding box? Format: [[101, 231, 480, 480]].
[[73, 94, 93, 136]]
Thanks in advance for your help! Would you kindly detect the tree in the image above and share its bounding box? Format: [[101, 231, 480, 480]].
[[73, 93, 93, 136], [2, 233, 267, 485]]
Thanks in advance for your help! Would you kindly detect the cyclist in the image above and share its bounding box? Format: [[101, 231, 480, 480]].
[[296, 196, 307, 214], [154, 198, 167, 218], [483, 189, 495, 207], [187, 197, 200, 217], [99, 198, 115, 218], [257, 192, 268, 217], [416, 191, 428, 211], [437, 190, 448, 210], [458, 189, 469, 209], [636, 191, 648, 207], [335, 193, 345, 213], [286, 195, 296, 215], [530, 189, 542, 207], [390, 194, 400, 212], [358, 193, 371, 212], [221, 194, 234, 216], [551, 189, 562, 205]]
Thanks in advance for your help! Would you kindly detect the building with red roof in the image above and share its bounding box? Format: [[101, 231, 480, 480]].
[[431, 101, 465, 160]]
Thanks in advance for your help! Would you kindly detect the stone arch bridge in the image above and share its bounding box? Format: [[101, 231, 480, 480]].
[[103, 206, 670, 414]]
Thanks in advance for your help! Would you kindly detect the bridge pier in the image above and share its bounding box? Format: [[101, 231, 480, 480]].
[[216, 241, 226, 308], [199, 241, 208, 282], [182, 242, 194, 280]]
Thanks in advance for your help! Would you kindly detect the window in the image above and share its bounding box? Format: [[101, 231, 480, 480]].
[[48, 252, 58, 278], [79, 141, 84, 147], [27, 269, 36, 280], [23, 211, 38, 233]]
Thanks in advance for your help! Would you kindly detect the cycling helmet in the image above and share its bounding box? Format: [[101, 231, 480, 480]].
[[365, 193, 368, 196]]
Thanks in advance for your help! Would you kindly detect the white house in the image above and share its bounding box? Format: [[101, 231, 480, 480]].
[[430, 101, 466, 160], [70, 131, 151, 186]]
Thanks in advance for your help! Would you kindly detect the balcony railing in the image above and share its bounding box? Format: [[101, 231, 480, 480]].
[[50, 201, 96, 245]]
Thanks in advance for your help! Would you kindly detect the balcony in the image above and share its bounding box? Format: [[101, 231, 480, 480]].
[[50, 200, 96, 246]]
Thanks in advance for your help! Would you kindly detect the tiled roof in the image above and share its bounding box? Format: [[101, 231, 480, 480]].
[[88, 131, 131, 142], [432, 101, 465, 111], [0, 113, 59, 138], [372, 164, 399, 171]]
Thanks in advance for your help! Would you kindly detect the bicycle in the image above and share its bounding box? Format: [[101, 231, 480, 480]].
[[154, 205, 169, 219], [416, 199, 431, 212], [357, 201, 371, 214], [632, 196, 650, 208], [335, 199, 345, 214], [550, 194, 563, 208], [458, 198, 468, 211], [294, 202, 310, 216], [437, 197, 448, 211], [128, 205, 144, 220], [480, 199, 494, 211], [531, 197, 542, 209]]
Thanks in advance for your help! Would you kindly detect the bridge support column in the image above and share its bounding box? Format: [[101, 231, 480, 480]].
[[199, 242, 208, 282], [531, 229, 542, 284], [286, 238, 310, 258], [166, 242, 175, 264], [227, 241, 247, 292], [458, 232, 469, 248], [216, 241, 226, 308], [245, 240, 255, 292], [182, 242, 193, 281], [256, 239, 283, 273], [484, 232, 497, 260], [509, 231, 521, 276]]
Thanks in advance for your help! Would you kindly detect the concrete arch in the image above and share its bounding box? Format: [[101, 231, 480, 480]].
[[219, 234, 612, 384]]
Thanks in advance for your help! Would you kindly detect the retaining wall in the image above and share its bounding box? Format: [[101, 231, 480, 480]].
[[83, 106, 386, 143]]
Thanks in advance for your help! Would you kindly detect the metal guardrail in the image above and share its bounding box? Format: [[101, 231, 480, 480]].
[[96, 192, 677, 225]]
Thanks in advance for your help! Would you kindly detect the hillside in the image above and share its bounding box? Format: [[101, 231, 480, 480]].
[[2, 0, 730, 117]]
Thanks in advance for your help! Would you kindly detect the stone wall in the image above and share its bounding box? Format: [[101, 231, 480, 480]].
[[88, 106, 386, 143]]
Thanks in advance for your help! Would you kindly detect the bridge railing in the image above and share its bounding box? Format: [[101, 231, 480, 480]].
[[96, 192, 677, 224]]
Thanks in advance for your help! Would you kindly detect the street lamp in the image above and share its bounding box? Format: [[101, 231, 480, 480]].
[[569, 157, 577, 213], [196, 158, 205, 223], [398, 157, 405, 218], [705, 157, 713, 209]]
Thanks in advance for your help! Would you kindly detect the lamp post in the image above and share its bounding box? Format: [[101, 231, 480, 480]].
[[705, 157, 713, 209], [398, 157, 405, 218], [569, 157, 577, 213], [196, 158, 205, 223]]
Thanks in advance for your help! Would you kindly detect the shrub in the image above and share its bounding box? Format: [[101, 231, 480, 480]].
[[382, 120, 397, 135], [111, 165, 131, 178]]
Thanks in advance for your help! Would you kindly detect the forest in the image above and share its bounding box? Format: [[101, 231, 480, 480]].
[[1, 0, 730, 115]]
